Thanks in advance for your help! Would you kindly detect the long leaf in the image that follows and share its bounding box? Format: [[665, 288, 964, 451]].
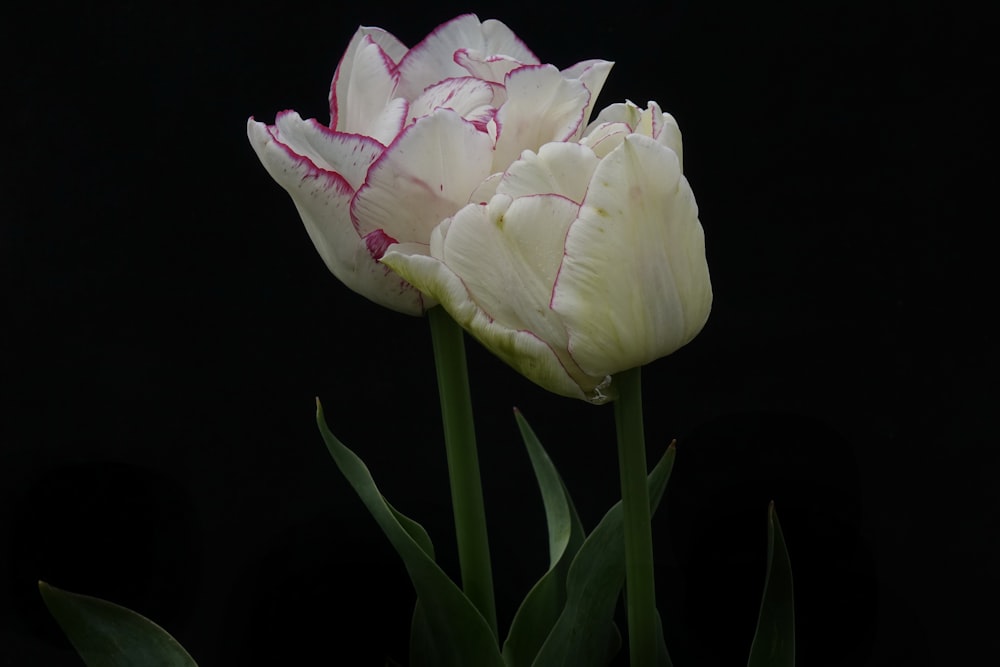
[[503, 409, 588, 666], [532, 443, 676, 667], [316, 400, 503, 667], [747, 502, 795, 667], [38, 581, 198, 667]]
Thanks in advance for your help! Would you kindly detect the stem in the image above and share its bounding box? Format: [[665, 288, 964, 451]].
[[614, 366, 657, 667], [427, 306, 498, 637]]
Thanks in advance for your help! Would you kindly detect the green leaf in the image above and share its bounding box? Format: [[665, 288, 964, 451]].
[[316, 400, 504, 667], [531, 443, 676, 667], [747, 502, 795, 667], [38, 581, 197, 667], [502, 409, 588, 666]]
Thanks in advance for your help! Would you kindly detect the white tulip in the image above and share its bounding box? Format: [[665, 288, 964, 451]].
[[248, 14, 612, 315], [383, 102, 712, 402]]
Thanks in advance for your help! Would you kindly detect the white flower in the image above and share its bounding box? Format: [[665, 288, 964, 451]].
[[382, 102, 712, 402], [248, 14, 612, 315]]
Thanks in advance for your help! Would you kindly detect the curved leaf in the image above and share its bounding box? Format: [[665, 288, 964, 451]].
[[532, 443, 676, 666], [316, 400, 503, 667], [38, 581, 198, 667], [503, 409, 588, 666], [747, 502, 795, 667]]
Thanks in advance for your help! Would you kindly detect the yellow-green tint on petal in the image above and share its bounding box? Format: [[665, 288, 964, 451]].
[[554, 135, 711, 377]]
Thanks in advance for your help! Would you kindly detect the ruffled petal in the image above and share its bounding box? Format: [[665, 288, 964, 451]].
[[553, 135, 712, 375], [407, 76, 499, 124], [351, 110, 494, 245], [330, 28, 407, 130], [454, 48, 527, 84], [395, 14, 488, 100], [382, 201, 604, 402], [272, 111, 384, 189], [437, 194, 575, 344], [579, 120, 632, 158], [396, 15, 539, 100], [496, 141, 601, 204], [585, 100, 683, 166], [492, 65, 591, 171], [247, 117, 425, 315]]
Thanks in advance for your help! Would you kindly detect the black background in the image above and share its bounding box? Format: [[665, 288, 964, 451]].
[[1, 1, 993, 665]]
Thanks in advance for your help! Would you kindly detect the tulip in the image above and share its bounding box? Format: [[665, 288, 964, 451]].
[[248, 14, 612, 315], [382, 101, 712, 402]]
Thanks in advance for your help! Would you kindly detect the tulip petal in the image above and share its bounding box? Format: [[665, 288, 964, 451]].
[[554, 135, 711, 376], [383, 199, 606, 402], [349, 37, 400, 135], [331, 28, 407, 130], [561, 59, 614, 134], [467, 172, 503, 205], [497, 141, 600, 204], [272, 111, 383, 190], [480, 18, 539, 64], [580, 121, 632, 158], [396, 15, 538, 100], [351, 110, 494, 246], [247, 118, 426, 315], [493, 65, 591, 171], [407, 76, 499, 125], [586, 101, 683, 168], [385, 245, 587, 403], [439, 195, 575, 347], [454, 49, 526, 84], [655, 111, 684, 172], [363, 97, 410, 148]]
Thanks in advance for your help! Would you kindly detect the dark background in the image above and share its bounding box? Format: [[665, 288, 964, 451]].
[[1, 1, 992, 665]]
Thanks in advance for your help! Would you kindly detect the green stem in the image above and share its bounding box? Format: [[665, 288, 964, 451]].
[[614, 366, 657, 667], [427, 306, 498, 637]]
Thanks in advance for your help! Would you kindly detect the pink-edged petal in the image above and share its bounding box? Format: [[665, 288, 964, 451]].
[[407, 76, 498, 124], [272, 111, 384, 189], [492, 65, 591, 171], [395, 14, 490, 100], [455, 48, 527, 84], [351, 110, 494, 245], [438, 195, 574, 342], [560, 59, 614, 133], [381, 201, 607, 403], [497, 142, 600, 204], [463, 104, 498, 133], [334, 35, 400, 135], [247, 118, 425, 315], [364, 97, 409, 146], [331, 27, 407, 129], [553, 135, 712, 376], [396, 15, 540, 100], [480, 19, 539, 63]]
